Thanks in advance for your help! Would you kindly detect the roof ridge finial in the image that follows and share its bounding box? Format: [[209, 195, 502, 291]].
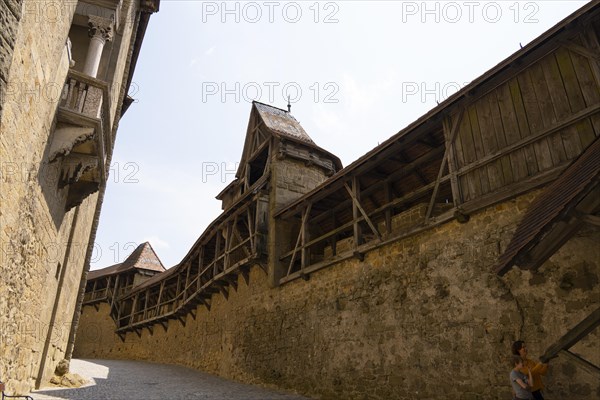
[[287, 95, 291, 113]]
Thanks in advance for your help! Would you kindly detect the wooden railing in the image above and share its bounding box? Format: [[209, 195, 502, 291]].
[[104, 181, 269, 337]]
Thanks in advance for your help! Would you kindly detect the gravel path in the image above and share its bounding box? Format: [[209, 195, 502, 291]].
[[32, 359, 310, 400]]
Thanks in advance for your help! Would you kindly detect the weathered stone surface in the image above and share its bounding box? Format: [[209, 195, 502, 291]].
[[53, 359, 69, 376], [0, 0, 148, 394], [74, 191, 600, 400]]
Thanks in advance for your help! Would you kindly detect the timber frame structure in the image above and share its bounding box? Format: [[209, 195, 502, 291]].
[[82, 1, 600, 356]]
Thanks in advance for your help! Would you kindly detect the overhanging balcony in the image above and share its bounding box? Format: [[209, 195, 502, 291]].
[[49, 69, 112, 210]]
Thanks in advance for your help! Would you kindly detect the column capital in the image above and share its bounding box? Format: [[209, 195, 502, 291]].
[[88, 15, 114, 43]]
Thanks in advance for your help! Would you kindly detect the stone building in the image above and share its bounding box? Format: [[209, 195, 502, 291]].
[[0, 0, 159, 394], [74, 2, 600, 399]]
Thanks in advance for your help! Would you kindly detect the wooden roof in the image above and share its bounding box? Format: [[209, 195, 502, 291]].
[[87, 242, 165, 280], [275, 1, 600, 220], [495, 136, 600, 276]]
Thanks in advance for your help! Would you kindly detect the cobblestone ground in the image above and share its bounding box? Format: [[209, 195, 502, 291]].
[[33, 359, 311, 400]]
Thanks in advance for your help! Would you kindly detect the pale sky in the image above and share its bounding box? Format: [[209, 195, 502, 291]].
[[90, 0, 590, 270]]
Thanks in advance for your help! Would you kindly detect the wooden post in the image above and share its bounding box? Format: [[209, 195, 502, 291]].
[[214, 229, 222, 276], [443, 111, 465, 208], [156, 280, 165, 315], [300, 204, 312, 274], [197, 247, 204, 291], [128, 294, 139, 328], [345, 180, 381, 242], [384, 183, 392, 236]]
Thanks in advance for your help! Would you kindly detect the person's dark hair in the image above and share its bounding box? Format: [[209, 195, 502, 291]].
[[512, 355, 523, 367], [512, 340, 525, 355]]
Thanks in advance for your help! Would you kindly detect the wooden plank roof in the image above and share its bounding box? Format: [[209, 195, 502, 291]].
[[275, 1, 600, 219], [87, 242, 165, 280], [495, 136, 600, 276]]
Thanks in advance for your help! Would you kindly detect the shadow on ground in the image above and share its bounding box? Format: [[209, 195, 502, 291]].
[[33, 359, 310, 400]]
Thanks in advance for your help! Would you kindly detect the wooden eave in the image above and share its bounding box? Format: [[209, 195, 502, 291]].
[[275, 1, 600, 220], [121, 174, 269, 299], [495, 137, 600, 276]]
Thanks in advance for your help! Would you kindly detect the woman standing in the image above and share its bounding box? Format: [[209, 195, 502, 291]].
[[511, 355, 534, 400], [512, 340, 549, 400]]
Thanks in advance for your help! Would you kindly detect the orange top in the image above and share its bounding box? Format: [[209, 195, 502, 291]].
[[519, 358, 548, 392]]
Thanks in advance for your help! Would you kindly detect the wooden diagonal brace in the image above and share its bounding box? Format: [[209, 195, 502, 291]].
[[541, 307, 600, 362], [344, 182, 382, 241], [426, 109, 465, 221]]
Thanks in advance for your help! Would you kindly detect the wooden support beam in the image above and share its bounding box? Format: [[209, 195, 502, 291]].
[[559, 350, 600, 376], [143, 289, 150, 321], [280, 177, 452, 262], [109, 274, 120, 311], [287, 205, 311, 276], [384, 183, 392, 235], [240, 267, 250, 286], [350, 177, 362, 252], [247, 206, 255, 250], [184, 262, 192, 300], [306, 145, 445, 226], [582, 28, 600, 89], [220, 286, 229, 300], [541, 307, 600, 362], [455, 104, 600, 178], [301, 204, 312, 272], [214, 229, 222, 276], [197, 247, 204, 291], [155, 280, 165, 316], [345, 181, 382, 242], [223, 223, 231, 272], [128, 293, 139, 328], [578, 213, 600, 227], [443, 113, 465, 207], [159, 320, 168, 332], [222, 275, 238, 291], [562, 40, 600, 63], [232, 223, 252, 258], [427, 109, 465, 221]]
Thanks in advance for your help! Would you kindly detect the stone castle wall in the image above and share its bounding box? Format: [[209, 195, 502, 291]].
[[0, 0, 142, 392], [74, 191, 600, 399]]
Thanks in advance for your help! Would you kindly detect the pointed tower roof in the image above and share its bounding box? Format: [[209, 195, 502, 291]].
[[87, 242, 166, 280], [233, 102, 342, 180], [253, 101, 315, 144]]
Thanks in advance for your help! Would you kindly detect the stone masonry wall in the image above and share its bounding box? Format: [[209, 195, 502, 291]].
[[0, 0, 77, 392], [0, 0, 140, 393], [74, 191, 600, 399], [0, 0, 22, 119]]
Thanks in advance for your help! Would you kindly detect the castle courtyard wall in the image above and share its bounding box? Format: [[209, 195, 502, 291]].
[[0, 0, 145, 392], [74, 191, 600, 399]]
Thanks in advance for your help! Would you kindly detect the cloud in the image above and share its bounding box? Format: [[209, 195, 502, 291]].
[[205, 46, 216, 56], [142, 235, 171, 250]]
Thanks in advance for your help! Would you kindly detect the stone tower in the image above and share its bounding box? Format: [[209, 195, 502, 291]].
[[0, 0, 159, 393]]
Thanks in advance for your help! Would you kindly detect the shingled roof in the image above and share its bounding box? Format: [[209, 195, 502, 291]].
[[87, 242, 166, 280], [495, 137, 600, 276], [253, 101, 315, 144]]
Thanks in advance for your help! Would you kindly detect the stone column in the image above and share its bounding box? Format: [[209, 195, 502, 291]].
[[82, 16, 114, 78]]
